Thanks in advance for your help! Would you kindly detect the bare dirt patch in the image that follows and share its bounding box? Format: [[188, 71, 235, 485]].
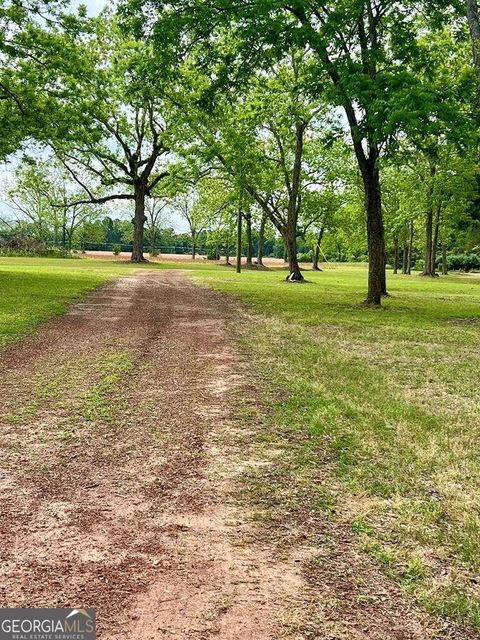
[[0, 271, 305, 638], [0, 270, 468, 639]]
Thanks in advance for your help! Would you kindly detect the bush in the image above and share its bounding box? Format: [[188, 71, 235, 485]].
[[0, 236, 72, 258], [446, 254, 480, 272], [297, 251, 313, 263], [206, 247, 219, 260], [1, 235, 45, 252], [112, 244, 122, 256]]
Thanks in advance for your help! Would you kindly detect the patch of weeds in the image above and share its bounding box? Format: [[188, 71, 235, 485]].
[[368, 542, 397, 574], [422, 588, 480, 632], [356, 593, 377, 605], [57, 425, 78, 442], [351, 517, 374, 536], [401, 556, 429, 591], [205, 594, 235, 621], [34, 376, 65, 401], [37, 461, 51, 473], [4, 400, 39, 425], [80, 351, 134, 422]]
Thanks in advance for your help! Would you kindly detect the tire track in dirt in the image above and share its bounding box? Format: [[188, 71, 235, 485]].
[[0, 269, 466, 639], [0, 270, 305, 639]]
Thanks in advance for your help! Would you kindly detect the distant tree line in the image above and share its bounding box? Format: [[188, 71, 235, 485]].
[[2, 156, 479, 270]]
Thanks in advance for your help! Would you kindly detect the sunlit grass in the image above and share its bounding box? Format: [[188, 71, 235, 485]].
[[2, 255, 480, 631], [192, 262, 480, 632], [0, 257, 134, 345]]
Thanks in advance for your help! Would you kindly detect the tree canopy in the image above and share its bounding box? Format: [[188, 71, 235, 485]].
[[0, 0, 479, 302]]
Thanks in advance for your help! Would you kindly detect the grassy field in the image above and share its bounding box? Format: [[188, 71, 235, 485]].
[[192, 263, 480, 633], [0, 255, 241, 346], [0, 257, 136, 346], [1, 256, 480, 632]]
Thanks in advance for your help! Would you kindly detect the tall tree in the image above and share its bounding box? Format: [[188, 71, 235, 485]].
[[146, 0, 459, 301], [173, 187, 222, 259], [6, 159, 101, 248], [0, 0, 86, 159], [466, 0, 480, 103], [173, 52, 331, 281], [145, 196, 170, 255], [44, 15, 172, 262]]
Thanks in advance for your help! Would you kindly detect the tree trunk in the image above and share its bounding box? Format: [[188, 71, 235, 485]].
[[241, 121, 305, 282], [312, 226, 324, 271], [285, 121, 305, 283], [442, 242, 448, 275], [236, 208, 242, 274], [284, 229, 304, 282], [422, 164, 437, 276], [407, 221, 414, 275], [423, 204, 434, 275], [362, 157, 387, 304], [402, 246, 408, 274], [191, 238, 197, 260], [467, 0, 480, 105], [53, 221, 59, 246], [431, 208, 440, 276], [245, 212, 253, 267], [131, 181, 147, 262], [256, 212, 266, 266], [149, 228, 157, 255], [393, 235, 399, 274]]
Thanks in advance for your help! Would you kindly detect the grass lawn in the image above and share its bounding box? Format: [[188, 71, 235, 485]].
[[0, 257, 136, 346], [1, 256, 480, 632], [192, 263, 480, 633], [0, 255, 219, 347]]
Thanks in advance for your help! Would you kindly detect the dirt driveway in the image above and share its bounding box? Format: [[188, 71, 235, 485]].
[[0, 270, 469, 639], [0, 270, 307, 638]]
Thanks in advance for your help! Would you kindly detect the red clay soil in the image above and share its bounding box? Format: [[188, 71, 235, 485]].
[[0, 270, 470, 639], [82, 250, 288, 268]]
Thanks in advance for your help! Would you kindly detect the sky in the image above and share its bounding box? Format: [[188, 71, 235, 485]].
[[71, 0, 108, 16]]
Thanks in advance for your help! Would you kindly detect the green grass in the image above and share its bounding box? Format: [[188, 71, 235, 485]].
[[0, 256, 140, 346], [0, 253, 221, 345], [0, 255, 218, 346], [190, 263, 480, 633], [2, 256, 480, 631], [80, 351, 134, 422]]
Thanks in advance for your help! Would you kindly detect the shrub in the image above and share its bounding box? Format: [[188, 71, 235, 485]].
[[297, 251, 313, 263], [0, 236, 72, 258], [206, 247, 219, 260], [112, 244, 122, 256], [446, 254, 480, 272]]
